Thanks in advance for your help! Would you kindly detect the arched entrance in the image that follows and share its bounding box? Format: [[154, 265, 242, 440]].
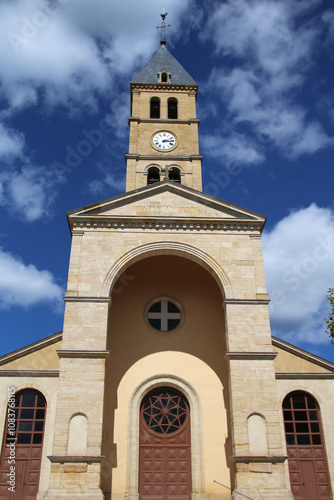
[[0, 389, 47, 500], [139, 387, 191, 500], [283, 391, 331, 500]]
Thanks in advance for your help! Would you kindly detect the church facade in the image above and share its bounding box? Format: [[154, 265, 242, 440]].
[[0, 41, 334, 500]]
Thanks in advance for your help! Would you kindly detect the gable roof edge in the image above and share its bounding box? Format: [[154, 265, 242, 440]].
[[272, 336, 334, 372], [0, 332, 63, 366]]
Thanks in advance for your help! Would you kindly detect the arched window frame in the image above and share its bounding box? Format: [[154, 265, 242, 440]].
[[150, 97, 160, 119], [147, 166, 161, 185], [282, 390, 324, 447], [168, 97, 178, 119], [157, 68, 171, 84], [282, 390, 332, 498], [4, 388, 47, 446], [126, 375, 207, 499], [168, 166, 181, 183]]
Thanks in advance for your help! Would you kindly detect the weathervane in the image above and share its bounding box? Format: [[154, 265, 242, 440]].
[[156, 9, 171, 45]]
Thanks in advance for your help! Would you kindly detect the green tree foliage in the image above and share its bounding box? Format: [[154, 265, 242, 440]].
[[325, 288, 334, 344]]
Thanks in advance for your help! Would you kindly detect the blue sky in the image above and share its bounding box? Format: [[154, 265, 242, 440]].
[[0, 0, 334, 362]]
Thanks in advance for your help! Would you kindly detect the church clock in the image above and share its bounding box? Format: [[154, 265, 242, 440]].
[[152, 131, 176, 151]]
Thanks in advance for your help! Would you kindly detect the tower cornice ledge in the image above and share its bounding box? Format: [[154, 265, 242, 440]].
[[128, 117, 200, 125], [125, 153, 203, 161], [131, 83, 198, 92]]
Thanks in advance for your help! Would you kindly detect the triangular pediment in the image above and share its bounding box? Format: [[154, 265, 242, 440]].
[[272, 336, 334, 375], [67, 181, 266, 230], [0, 332, 62, 373]]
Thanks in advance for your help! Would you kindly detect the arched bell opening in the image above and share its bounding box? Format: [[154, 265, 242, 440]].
[[168, 166, 181, 183], [150, 97, 160, 119], [168, 97, 178, 119], [147, 166, 160, 185]]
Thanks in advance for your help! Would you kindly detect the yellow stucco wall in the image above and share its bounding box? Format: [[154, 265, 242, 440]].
[[102, 255, 231, 498], [274, 344, 333, 373]]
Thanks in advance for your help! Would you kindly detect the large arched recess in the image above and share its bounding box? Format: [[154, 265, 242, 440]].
[[100, 241, 234, 299], [101, 250, 232, 498]]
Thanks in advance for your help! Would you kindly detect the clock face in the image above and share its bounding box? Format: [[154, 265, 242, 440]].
[[153, 132, 176, 151]]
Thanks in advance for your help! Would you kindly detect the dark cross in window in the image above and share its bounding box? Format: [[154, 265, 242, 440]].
[[147, 300, 181, 332]]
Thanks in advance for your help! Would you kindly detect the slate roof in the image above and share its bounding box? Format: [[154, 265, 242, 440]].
[[131, 44, 197, 85]]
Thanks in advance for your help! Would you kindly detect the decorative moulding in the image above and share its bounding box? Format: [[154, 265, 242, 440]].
[[48, 455, 104, 464], [57, 350, 110, 359]]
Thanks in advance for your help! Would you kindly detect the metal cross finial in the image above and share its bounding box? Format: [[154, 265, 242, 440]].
[[156, 9, 171, 45]]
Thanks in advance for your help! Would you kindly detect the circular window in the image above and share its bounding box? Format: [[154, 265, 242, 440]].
[[142, 388, 188, 434], [145, 298, 182, 333]]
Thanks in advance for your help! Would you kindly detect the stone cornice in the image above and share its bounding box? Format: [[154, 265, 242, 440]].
[[130, 83, 197, 92], [63, 296, 111, 304], [125, 153, 203, 161], [276, 372, 334, 379], [226, 352, 278, 360], [230, 455, 287, 464], [224, 298, 270, 305], [70, 216, 263, 234], [128, 117, 200, 125], [57, 350, 110, 359], [0, 370, 59, 377], [48, 455, 104, 464]]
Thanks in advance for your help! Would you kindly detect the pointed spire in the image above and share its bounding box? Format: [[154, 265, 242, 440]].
[[131, 44, 197, 85], [156, 9, 171, 46]]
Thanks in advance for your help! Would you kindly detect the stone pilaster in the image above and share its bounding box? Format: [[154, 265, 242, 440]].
[[44, 298, 110, 499], [224, 299, 293, 500]]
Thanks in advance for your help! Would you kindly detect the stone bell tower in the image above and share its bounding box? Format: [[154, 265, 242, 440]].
[[126, 40, 202, 192], [44, 14, 293, 500]]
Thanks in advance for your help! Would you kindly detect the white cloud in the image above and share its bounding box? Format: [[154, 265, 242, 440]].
[[201, 132, 265, 165], [291, 122, 333, 157], [0, 247, 64, 309], [0, 165, 66, 221], [0, 123, 25, 159], [323, 10, 334, 40], [201, 0, 333, 162], [0, 1, 193, 220], [262, 204, 334, 347], [89, 171, 125, 197], [0, 0, 192, 111]]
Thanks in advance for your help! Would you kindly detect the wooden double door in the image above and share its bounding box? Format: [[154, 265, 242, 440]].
[[0, 389, 46, 500], [283, 391, 332, 500], [139, 388, 192, 500]]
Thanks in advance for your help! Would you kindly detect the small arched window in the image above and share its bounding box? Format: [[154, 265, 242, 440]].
[[168, 167, 181, 183], [168, 98, 178, 119], [157, 68, 171, 83], [150, 98, 160, 119], [147, 166, 160, 185], [283, 391, 331, 498]]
